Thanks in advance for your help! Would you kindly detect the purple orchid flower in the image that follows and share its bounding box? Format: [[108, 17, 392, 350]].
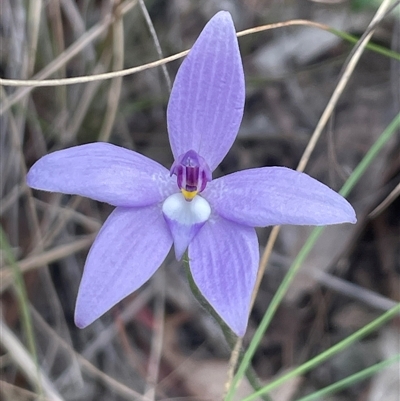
[[26, 11, 356, 337]]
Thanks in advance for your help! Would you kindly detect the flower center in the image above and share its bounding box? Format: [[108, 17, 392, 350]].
[[170, 150, 212, 201]]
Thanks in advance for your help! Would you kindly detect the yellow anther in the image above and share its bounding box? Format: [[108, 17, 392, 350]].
[[181, 189, 198, 201]]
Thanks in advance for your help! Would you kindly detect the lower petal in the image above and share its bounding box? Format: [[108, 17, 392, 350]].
[[188, 216, 259, 337], [75, 204, 172, 328]]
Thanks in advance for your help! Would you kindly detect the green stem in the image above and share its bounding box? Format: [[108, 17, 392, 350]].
[[182, 255, 271, 401], [328, 27, 400, 61], [340, 111, 400, 197], [240, 305, 400, 401], [294, 354, 400, 401], [0, 225, 40, 392]]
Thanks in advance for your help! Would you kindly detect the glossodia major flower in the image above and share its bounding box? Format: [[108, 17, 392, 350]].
[[27, 11, 356, 337]]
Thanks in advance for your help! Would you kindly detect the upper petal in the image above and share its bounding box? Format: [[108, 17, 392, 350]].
[[188, 216, 259, 337], [75, 204, 172, 328], [167, 11, 245, 171], [204, 167, 357, 227], [27, 142, 176, 207]]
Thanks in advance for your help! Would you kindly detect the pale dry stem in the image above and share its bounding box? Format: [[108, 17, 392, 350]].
[[0, 0, 139, 114], [30, 306, 152, 401], [0, 235, 96, 292], [138, 0, 171, 92], [0, 380, 56, 401], [0, 20, 337, 91], [0, 318, 64, 401], [143, 270, 166, 400], [62, 47, 113, 144], [98, 7, 125, 142], [369, 182, 400, 218]]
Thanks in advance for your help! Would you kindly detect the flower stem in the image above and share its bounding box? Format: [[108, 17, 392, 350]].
[[182, 255, 270, 401]]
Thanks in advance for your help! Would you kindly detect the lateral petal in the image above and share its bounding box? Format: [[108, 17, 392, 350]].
[[167, 11, 245, 171], [188, 216, 259, 337], [204, 167, 357, 227], [27, 142, 176, 207], [75, 204, 172, 328]]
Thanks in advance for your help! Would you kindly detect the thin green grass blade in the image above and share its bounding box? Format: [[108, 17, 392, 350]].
[[340, 111, 400, 197], [0, 225, 40, 391], [239, 305, 400, 400], [225, 112, 400, 400], [294, 354, 400, 401], [329, 27, 400, 61]]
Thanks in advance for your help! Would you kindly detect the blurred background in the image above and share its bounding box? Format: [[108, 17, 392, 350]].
[[1, 0, 399, 400]]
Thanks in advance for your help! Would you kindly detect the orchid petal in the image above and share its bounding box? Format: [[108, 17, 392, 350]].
[[75, 205, 172, 328], [167, 11, 245, 171], [188, 216, 258, 337], [204, 167, 357, 227], [162, 193, 211, 260], [27, 142, 175, 207]]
